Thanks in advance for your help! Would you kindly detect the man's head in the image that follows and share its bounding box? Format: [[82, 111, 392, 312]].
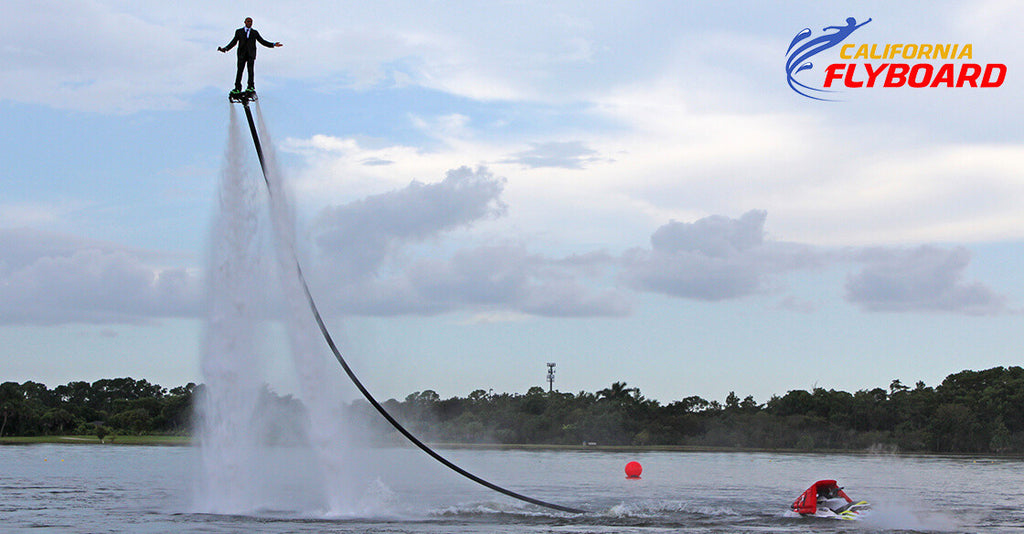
[[244, 17, 253, 28]]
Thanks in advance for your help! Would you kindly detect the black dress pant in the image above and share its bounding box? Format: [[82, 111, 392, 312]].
[[234, 57, 255, 90]]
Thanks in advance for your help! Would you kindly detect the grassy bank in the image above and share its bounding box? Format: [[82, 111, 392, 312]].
[[0, 435, 191, 446]]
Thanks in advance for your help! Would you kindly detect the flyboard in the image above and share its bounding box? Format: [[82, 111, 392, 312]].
[[229, 91, 585, 515], [228, 88, 258, 104]]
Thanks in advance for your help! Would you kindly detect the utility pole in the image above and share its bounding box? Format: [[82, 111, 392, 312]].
[[546, 362, 556, 393]]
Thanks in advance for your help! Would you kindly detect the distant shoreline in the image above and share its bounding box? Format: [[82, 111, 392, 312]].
[[0, 435, 830, 451], [3, 436, 1020, 458]]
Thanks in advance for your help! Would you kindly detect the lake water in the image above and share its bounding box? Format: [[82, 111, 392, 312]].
[[2, 443, 1021, 533]]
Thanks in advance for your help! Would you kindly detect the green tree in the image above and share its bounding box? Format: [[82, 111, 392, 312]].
[[929, 403, 983, 452], [597, 382, 639, 404], [989, 416, 1012, 453], [41, 408, 78, 434], [108, 408, 153, 435], [0, 382, 27, 436], [724, 391, 740, 410]]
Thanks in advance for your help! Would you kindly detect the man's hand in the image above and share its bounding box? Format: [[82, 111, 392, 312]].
[[274, 42, 283, 47], [217, 47, 226, 52]]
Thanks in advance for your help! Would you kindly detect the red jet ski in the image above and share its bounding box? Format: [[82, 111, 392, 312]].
[[788, 480, 870, 520]]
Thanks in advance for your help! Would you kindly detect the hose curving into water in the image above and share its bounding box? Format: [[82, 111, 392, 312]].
[[236, 100, 586, 515]]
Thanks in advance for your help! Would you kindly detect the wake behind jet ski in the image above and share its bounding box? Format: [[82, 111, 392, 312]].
[[787, 479, 869, 520]]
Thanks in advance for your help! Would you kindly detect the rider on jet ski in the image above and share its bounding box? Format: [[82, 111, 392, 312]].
[[816, 483, 851, 512], [790, 480, 869, 519]]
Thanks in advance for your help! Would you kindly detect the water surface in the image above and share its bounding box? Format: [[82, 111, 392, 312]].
[[3, 444, 1019, 533]]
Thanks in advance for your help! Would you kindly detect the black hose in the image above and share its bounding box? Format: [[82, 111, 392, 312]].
[[237, 101, 585, 514]]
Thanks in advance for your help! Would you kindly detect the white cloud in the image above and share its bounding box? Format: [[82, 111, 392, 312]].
[[845, 246, 1008, 315], [0, 203, 67, 227], [307, 166, 629, 317], [312, 166, 508, 280], [620, 210, 820, 301], [281, 133, 490, 204], [302, 170, 1014, 318], [1, 1, 223, 112], [0, 228, 201, 324], [503, 141, 603, 169]]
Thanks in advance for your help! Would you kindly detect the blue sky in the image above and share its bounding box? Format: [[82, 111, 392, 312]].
[[2, 1, 1022, 404]]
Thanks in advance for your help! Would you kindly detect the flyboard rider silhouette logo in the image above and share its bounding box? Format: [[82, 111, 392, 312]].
[[786, 17, 1007, 101]]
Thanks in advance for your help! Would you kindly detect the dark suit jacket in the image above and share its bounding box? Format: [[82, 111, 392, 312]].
[[222, 28, 276, 59]]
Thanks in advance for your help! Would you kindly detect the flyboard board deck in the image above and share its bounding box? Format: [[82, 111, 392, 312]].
[[228, 89, 258, 104]]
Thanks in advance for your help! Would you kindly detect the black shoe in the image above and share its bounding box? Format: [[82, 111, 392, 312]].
[[245, 86, 255, 92]]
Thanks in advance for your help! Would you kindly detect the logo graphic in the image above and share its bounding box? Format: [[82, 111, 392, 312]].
[[786, 17, 1006, 101], [786, 17, 872, 101]]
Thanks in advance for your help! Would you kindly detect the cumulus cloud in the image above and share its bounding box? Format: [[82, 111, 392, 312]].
[[845, 246, 1008, 315], [312, 166, 508, 280], [650, 210, 767, 258], [309, 195, 1011, 318], [308, 166, 629, 317], [0, 228, 200, 324], [323, 242, 629, 317], [435, 246, 628, 318], [617, 212, 1011, 316], [620, 210, 820, 300]]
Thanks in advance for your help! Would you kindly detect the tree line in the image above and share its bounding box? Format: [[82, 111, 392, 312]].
[[361, 366, 1024, 453], [0, 378, 195, 440], [3, 366, 1024, 453]]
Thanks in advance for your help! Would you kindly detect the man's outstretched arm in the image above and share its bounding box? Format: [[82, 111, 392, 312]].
[[218, 32, 240, 53], [254, 30, 283, 48]]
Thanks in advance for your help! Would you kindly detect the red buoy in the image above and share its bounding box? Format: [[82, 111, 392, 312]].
[[625, 461, 642, 478]]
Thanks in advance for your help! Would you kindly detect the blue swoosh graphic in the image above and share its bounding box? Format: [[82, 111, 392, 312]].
[[786, 17, 871, 101]]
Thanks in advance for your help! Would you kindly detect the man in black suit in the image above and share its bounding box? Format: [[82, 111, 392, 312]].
[[218, 17, 283, 92]]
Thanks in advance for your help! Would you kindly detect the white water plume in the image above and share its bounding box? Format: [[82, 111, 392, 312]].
[[254, 103, 373, 515], [194, 103, 381, 517], [194, 105, 263, 513]]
